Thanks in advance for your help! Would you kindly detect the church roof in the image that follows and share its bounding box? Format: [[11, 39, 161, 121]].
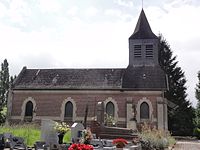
[[13, 66, 166, 91], [129, 9, 158, 39], [13, 67, 124, 90], [122, 65, 166, 90]]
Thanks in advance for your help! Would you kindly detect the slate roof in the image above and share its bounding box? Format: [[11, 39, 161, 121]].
[[13, 67, 124, 90], [13, 66, 167, 91], [122, 65, 166, 90], [129, 9, 158, 39]]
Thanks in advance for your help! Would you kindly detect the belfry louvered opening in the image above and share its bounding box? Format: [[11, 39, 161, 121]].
[[145, 44, 153, 58], [134, 45, 142, 58]]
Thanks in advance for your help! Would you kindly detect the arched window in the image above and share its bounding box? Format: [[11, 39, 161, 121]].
[[25, 101, 33, 116], [24, 101, 33, 122], [106, 102, 114, 117], [64, 101, 73, 119], [140, 102, 149, 119]]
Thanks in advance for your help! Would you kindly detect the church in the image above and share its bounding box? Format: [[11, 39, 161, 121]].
[[7, 9, 168, 130]]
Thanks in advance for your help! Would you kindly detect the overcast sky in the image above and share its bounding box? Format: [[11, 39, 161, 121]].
[[0, 0, 200, 106]]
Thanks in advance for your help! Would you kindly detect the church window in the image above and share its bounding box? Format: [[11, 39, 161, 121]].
[[134, 45, 142, 58], [64, 101, 73, 119], [106, 102, 114, 117], [140, 102, 149, 119], [145, 45, 153, 58], [24, 101, 33, 122]]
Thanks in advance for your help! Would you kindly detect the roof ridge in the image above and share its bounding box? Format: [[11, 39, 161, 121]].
[[25, 68, 126, 70]]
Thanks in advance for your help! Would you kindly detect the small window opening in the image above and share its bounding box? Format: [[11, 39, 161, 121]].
[[145, 45, 153, 58], [134, 45, 142, 58]]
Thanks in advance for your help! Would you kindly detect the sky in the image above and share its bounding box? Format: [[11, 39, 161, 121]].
[[0, 0, 200, 106]]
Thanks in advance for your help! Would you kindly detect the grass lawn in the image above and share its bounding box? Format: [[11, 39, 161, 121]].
[[0, 124, 71, 147]]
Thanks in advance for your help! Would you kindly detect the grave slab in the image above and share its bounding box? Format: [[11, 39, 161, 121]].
[[41, 119, 58, 145]]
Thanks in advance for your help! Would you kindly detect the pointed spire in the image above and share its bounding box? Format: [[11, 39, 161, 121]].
[[129, 9, 157, 39]]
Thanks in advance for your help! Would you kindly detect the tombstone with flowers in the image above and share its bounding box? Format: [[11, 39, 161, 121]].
[[81, 128, 93, 144], [54, 122, 70, 144]]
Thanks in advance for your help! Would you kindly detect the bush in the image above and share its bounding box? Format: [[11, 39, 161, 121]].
[[139, 123, 176, 150], [0, 107, 6, 124], [193, 127, 200, 139]]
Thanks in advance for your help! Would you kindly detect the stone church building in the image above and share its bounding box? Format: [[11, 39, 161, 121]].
[[7, 9, 168, 130]]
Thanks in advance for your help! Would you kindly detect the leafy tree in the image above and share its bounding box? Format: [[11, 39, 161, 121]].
[[195, 71, 200, 128], [0, 59, 10, 124], [158, 35, 195, 135]]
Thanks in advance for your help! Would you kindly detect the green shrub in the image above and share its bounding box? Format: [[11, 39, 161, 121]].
[[193, 127, 200, 139], [139, 123, 176, 150]]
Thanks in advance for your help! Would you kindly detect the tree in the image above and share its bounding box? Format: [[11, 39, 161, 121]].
[[10, 75, 17, 86], [195, 71, 200, 128], [158, 35, 195, 135], [0, 59, 10, 124], [196, 71, 200, 102]]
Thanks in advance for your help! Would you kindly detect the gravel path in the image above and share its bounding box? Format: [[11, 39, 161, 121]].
[[174, 141, 200, 150]]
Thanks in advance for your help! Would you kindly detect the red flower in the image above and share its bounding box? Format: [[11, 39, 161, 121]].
[[68, 143, 94, 150], [112, 138, 128, 148]]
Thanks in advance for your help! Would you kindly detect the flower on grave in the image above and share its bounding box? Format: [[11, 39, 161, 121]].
[[112, 138, 128, 148], [81, 128, 93, 144], [68, 143, 94, 150], [132, 136, 141, 145], [54, 121, 70, 134], [105, 114, 116, 126]]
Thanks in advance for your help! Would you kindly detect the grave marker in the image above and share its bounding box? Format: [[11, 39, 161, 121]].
[[41, 119, 58, 144], [71, 123, 84, 143], [96, 102, 104, 124]]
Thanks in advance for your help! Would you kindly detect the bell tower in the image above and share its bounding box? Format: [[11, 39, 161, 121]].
[[129, 9, 159, 67], [122, 9, 166, 90]]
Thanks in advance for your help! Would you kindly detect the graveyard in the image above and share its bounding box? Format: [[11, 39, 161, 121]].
[[0, 114, 176, 150]]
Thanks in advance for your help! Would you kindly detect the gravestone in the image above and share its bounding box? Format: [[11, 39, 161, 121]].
[[0, 134, 4, 150], [126, 99, 137, 130], [34, 141, 48, 150], [71, 123, 84, 143], [9, 137, 26, 150], [3, 133, 12, 148], [41, 119, 58, 145], [96, 102, 104, 124], [90, 139, 103, 148]]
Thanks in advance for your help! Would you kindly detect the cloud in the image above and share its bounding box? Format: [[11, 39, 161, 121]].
[[0, 0, 30, 27], [0, 2, 7, 18], [114, 0, 134, 8], [165, 0, 199, 8], [104, 9, 133, 22], [85, 6, 98, 17], [67, 6, 79, 16], [38, 0, 62, 13]]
